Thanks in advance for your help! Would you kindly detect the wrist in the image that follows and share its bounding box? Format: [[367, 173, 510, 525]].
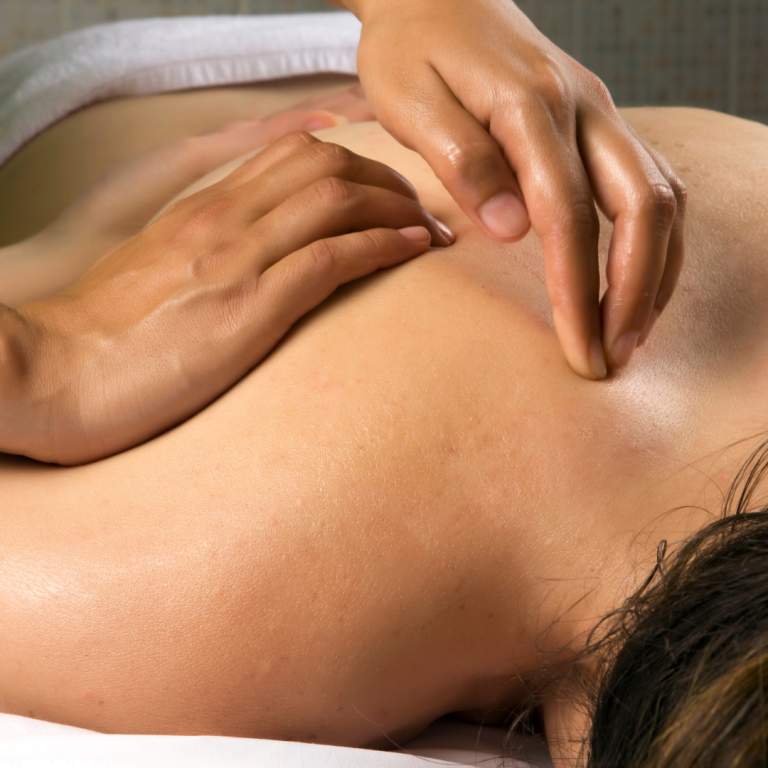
[[324, 0, 362, 15], [326, 0, 414, 23], [0, 304, 43, 458], [0, 300, 87, 464]]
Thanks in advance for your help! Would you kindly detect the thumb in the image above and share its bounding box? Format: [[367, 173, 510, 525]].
[[365, 64, 530, 242]]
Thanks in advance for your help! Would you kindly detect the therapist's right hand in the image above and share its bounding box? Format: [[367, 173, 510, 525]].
[[1, 132, 452, 466]]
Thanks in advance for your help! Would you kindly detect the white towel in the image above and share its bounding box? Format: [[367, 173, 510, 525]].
[[0, 711, 552, 767], [0, 12, 361, 168]]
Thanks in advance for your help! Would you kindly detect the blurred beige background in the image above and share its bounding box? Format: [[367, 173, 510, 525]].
[[0, 0, 765, 122]]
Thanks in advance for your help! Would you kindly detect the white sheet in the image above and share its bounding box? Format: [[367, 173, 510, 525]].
[[0, 713, 552, 767], [0, 13, 361, 168]]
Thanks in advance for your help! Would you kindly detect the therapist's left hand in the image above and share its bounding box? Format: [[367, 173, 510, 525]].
[[327, 0, 687, 380]]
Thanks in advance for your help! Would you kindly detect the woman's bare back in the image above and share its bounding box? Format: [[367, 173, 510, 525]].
[[0, 89, 767, 746]]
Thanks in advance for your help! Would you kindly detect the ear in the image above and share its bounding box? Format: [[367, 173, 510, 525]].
[[541, 675, 592, 768]]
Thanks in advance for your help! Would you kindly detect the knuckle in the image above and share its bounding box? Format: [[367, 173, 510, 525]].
[[359, 228, 390, 253], [305, 238, 338, 279], [444, 141, 503, 187], [188, 240, 236, 280], [558, 198, 600, 240], [190, 194, 236, 226], [312, 176, 356, 207], [276, 130, 319, 152], [309, 141, 355, 171], [581, 69, 615, 108], [526, 55, 574, 123], [668, 174, 688, 212], [636, 182, 678, 228], [165, 193, 234, 244]]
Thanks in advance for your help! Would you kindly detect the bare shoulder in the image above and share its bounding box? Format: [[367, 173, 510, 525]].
[[620, 107, 768, 188], [618, 108, 768, 269]]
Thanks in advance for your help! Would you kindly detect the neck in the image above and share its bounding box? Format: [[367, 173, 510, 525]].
[[452, 369, 766, 719]]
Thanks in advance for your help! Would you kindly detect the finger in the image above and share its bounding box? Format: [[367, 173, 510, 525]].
[[577, 112, 678, 369], [206, 108, 342, 139], [223, 141, 454, 248], [334, 99, 376, 124], [250, 178, 451, 270], [256, 226, 432, 342], [374, 65, 530, 242], [153, 110, 341, 196], [493, 108, 605, 380], [291, 84, 375, 122], [291, 84, 362, 111], [228, 139, 421, 210], [632, 136, 687, 347], [113, 118, 341, 234], [212, 130, 322, 192]]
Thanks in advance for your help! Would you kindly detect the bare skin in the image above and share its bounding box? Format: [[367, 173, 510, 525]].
[[0, 80, 452, 465], [0, 83, 767, 767], [0, 76, 363, 247], [328, 0, 688, 378]]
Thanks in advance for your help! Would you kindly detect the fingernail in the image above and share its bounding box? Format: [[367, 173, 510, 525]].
[[398, 226, 431, 243], [478, 192, 529, 240], [305, 114, 347, 132], [638, 307, 661, 347], [305, 118, 334, 132], [435, 219, 456, 245], [610, 330, 640, 369], [589, 338, 607, 380]]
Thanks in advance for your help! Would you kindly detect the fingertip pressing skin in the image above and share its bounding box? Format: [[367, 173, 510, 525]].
[[553, 306, 607, 382], [576, 113, 683, 371], [342, 0, 688, 379], [589, 338, 608, 381], [477, 191, 530, 241], [608, 330, 640, 370]]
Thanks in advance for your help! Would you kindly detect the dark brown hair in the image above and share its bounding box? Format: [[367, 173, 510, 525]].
[[586, 439, 768, 767]]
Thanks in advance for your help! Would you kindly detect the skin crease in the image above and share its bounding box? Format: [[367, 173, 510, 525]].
[[0, 85, 767, 766]]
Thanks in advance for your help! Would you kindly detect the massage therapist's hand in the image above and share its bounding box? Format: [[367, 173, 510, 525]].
[[0, 132, 452, 465], [327, 0, 687, 379]]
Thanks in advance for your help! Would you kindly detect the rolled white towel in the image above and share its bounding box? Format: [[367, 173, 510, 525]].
[[0, 12, 361, 169]]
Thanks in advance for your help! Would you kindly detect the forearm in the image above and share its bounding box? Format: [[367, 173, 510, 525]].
[[326, 0, 515, 21], [0, 299, 93, 464], [0, 231, 109, 308], [0, 305, 40, 457], [0, 239, 42, 307], [324, 0, 415, 21]]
